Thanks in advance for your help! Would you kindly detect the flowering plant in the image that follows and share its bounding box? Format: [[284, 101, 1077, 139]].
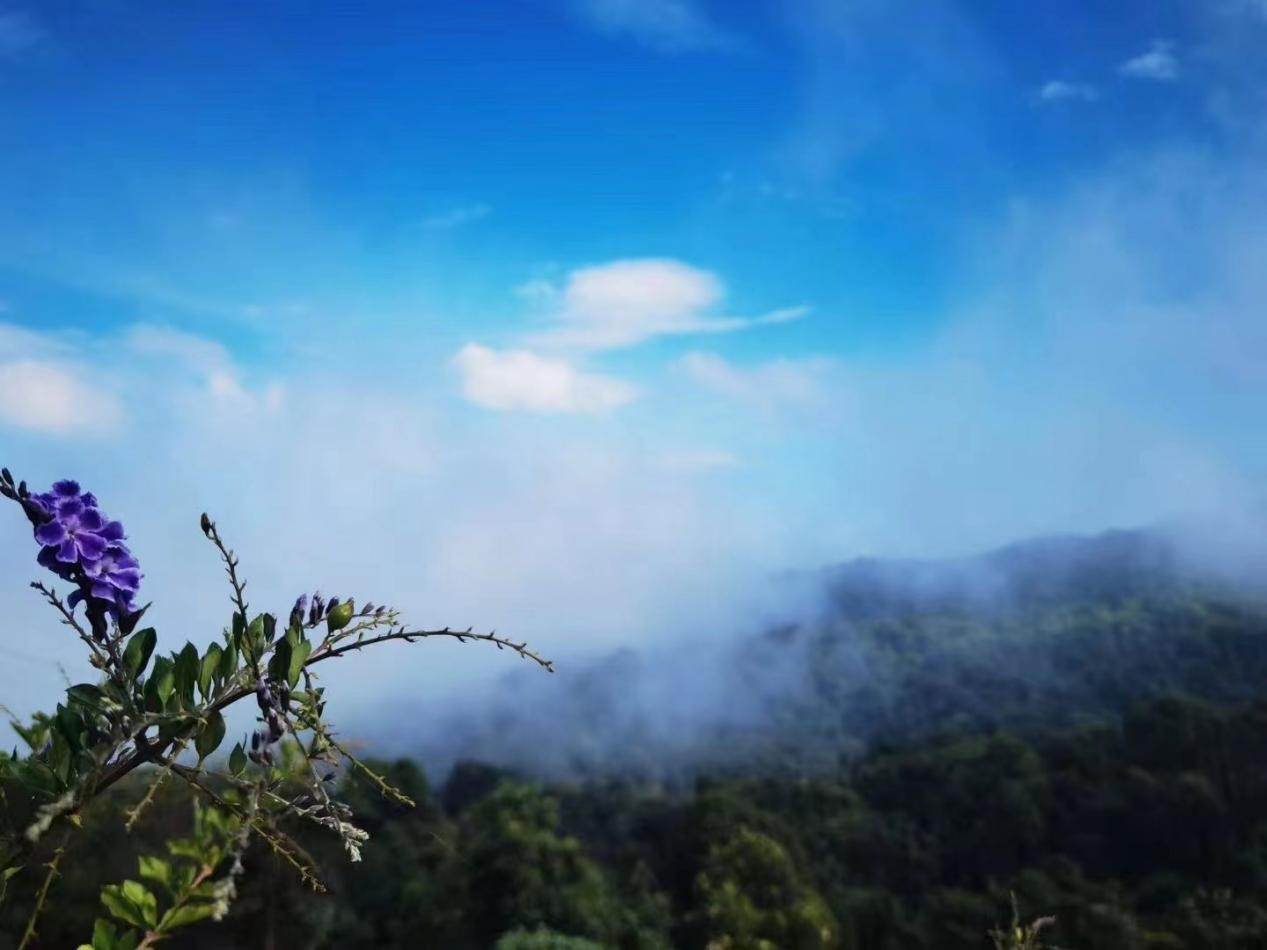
[[0, 468, 553, 948]]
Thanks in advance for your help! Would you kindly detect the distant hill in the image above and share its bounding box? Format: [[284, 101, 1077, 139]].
[[411, 527, 1267, 782]]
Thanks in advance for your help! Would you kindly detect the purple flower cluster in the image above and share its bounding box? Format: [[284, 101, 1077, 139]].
[[26, 480, 142, 632]]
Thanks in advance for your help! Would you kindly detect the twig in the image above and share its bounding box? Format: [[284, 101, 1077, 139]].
[[170, 768, 325, 892], [29, 582, 108, 664], [314, 626, 555, 672], [199, 516, 250, 625], [17, 829, 70, 950]]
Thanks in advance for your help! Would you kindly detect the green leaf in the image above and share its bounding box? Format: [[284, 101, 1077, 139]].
[[137, 855, 171, 892], [267, 638, 292, 685], [90, 917, 117, 950], [287, 639, 312, 689], [157, 902, 218, 931], [65, 684, 106, 714], [120, 879, 158, 928], [262, 612, 277, 644], [246, 615, 266, 656], [100, 884, 147, 928], [144, 658, 174, 712], [231, 612, 246, 652], [122, 628, 157, 682], [174, 642, 200, 707], [217, 639, 238, 683], [195, 711, 226, 762], [228, 742, 247, 776], [199, 644, 222, 700], [0, 865, 19, 906]]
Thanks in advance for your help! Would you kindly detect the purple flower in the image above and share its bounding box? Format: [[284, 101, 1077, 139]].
[[34, 498, 109, 564], [25, 478, 143, 632]]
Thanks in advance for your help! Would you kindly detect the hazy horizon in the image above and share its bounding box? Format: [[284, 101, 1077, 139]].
[[2, 0, 1266, 739]]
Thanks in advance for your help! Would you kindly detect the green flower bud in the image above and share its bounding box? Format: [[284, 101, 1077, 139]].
[[326, 598, 355, 633]]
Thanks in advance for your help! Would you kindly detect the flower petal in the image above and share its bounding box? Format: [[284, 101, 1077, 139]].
[[75, 532, 108, 560], [34, 521, 67, 546], [80, 492, 98, 507], [77, 508, 105, 531], [111, 548, 139, 570], [110, 568, 142, 592], [57, 498, 84, 519], [57, 539, 79, 563], [99, 521, 126, 541], [51, 480, 81, 497]]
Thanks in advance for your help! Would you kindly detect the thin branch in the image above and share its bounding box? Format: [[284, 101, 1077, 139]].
[[29, 581, 108, 665], [124, 739, 189, 831], [86, 623, 552, 801], [170, 769, 325, 892], [313, 626, 555, 672], [199, 515, 249, 624], [17, 829, 70, 950]]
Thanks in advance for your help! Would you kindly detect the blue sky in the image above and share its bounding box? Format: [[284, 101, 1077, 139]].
[[1, 0, 1266, 717]]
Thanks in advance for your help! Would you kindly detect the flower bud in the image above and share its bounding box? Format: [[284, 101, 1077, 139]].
[[200, 512, 212, 536], [289, 594, 308, 631], [326, 598, 355, 633]]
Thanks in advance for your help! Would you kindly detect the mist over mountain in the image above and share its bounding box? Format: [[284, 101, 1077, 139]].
[[392, 524, 1267, 784]]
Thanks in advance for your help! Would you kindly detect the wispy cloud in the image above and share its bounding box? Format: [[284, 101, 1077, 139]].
[[1037, 80, 1098, 104], [420, 202, 492, 230], [0, 358, 121, 435], [573, 0, 736, 53], [452, 343, 636, 413], [677, 351, 834, 413], [1120, 40, 1179, 81], [125, 323, 285, 412], [526, 259, 808, 351], [0, 8, 44, 60]]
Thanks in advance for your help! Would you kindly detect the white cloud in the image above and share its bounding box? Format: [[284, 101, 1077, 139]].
[[452, 343, 637, 413], [125, 323, 284, 411], [574, 0, 735, 53], [1037, 80, 1098, 103], [0, 359, 122, 434], [529, 258, 808, 350], [0, 9, 44, 60], [677, 351, 834, 412], [514, 278, 561, 302], [420, 203, 491, 230], [125, 323, 233, 371], [1120, 40, 1179, 81], [0, 320, 69, 358]]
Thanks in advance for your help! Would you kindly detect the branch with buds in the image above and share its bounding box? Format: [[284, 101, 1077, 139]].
[[0, 467, 553, 948]]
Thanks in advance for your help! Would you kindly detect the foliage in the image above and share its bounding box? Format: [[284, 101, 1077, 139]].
[[694, 826, 838, 949], [495, 928, 607, 950], [0, 467, 552, 946]]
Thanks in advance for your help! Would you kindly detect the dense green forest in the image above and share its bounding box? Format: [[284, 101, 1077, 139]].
[[5, 529, 1267, 948], [427, 530, 1267, 782]]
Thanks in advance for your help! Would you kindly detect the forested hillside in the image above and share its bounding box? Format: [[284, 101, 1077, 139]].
[[4, 528, 1267, 948], [421, 529, 1267, 781]]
